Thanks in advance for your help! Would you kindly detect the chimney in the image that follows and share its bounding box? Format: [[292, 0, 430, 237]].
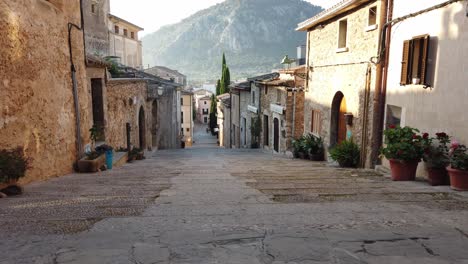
[[297, 45, 306, 66]]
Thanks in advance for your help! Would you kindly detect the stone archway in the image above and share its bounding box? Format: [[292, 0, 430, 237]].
[[330, 92, 347, 146], [138, 106, 146, 149]]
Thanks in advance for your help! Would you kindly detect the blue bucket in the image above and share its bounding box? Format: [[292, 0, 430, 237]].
[[105, 150, 113, 170]]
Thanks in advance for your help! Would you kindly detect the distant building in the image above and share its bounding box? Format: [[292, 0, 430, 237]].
[[83, 0, 110, 56], [217, 93, 231, 148], [108, 14, 144, 69], [198, 96, 211, 124], [145, 66, 187, 87], [180, 91, 194, 147]]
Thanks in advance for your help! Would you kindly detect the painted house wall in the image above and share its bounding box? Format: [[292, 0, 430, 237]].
[[108, 17, 142, 69], [0, 0, 92, 184], [304, 0, 381, 167], [383, 0, 468, 174]]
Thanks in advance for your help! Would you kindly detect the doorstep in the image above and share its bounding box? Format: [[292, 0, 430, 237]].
[[113, 152, 128, 168]]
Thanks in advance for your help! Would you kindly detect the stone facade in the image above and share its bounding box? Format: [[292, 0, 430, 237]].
[[83, 0, 110, 56], [299, 0, 382, 167], [217, 93, 230, 148], [230, 93, 240, 148], [0, 0, 92, 184], [106, 79, 152, 150]]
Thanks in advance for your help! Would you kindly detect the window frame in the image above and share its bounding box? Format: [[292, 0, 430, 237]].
[[311, 109, 322, 135], [400, 34, 430, 86], [337, 19, 348, 52]]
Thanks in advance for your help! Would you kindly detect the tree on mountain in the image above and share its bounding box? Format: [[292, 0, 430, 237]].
[[220, 53, 231, 94]]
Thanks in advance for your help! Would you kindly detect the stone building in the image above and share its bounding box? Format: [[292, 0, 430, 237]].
[[381, 0, 468, 175], [180, 91, 194, 147], [229, 82, 250, 148], [108, 14, 143, 69], [145, 66, 187, 87], [255, 72, 305, 155], [217, 93, 231, 148], [83, 0, 110, 56], [0, 0, 92, 183], [297, 0, 385, 167]]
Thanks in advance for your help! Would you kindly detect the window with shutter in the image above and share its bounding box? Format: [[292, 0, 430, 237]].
[[400, 40, 410, 85], [400, 35, 430, 86]]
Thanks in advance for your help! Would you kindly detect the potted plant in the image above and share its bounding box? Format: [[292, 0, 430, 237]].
[[303, 134, 325, 161], [330, 140, 360, 168], [447, 142, 468, 191], [422, 132, 450, 186], [292, 137, 303, 158], [128, 148, 145, 162], [0, 147, 30, 196], [250, 116, 262, 149], [292, 136, 308, 159], [381, 126, 424, 181], [96, 144, 114, 170]]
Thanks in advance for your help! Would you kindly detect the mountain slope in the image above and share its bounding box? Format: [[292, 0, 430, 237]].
[[142, 0, 322, 81]]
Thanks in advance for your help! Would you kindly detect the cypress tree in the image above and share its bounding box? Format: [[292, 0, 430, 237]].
[[216, 79, 221, 96], [224, 67, 230, 93]]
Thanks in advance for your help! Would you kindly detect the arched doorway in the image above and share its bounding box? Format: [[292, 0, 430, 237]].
[[330, 92, 347, 146], [273, 118, 279, 152], [151, 100, 158, 147], [138, 106, 146, 149]]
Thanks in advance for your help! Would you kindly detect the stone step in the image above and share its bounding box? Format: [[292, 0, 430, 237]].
[[113, 151, 128, 168]]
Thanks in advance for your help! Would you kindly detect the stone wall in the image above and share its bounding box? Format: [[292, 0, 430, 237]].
[[0, 0, 92, 184], [304, 0, 381, 167], [231, 93, 240, 148], [106, 79, 152, 150], [83, 0, 110, 56], [239, 90, 251, 148], [260, 85, 288, 154]]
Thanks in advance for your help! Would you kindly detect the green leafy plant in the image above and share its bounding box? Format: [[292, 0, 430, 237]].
[[303, 134, 324, 156], [0, 148, 30, 183], [330, 140, 360, 168], [89, 125, 100, 146], [422, 132, 450, 169], [381, 125, 424, 162], [128, 147, 145, 161], [250, 116, 262, 148], [449, 142, 468, 171], [292, 135, 306, 158]]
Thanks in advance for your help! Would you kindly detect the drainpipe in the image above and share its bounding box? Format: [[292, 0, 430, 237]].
[[370, 0, 389, 167], [67, 0, 86, 160], [292, 88, 296, 140], [229, 90, 232, 148]]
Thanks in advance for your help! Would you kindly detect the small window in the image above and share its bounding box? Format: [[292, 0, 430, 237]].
[[123, 29, 128, 37], [276, 89, 281, 103], [386, 105, 402, 128], [265, 86, 268, 95], [204, 101, 207, 105], [368, 6, 377, 26], [181, 112, 184, 123], [181, 128, 184, 134], [400, 35, 430, 86], [186, 128, 190, 132], [252, 91, 256, 104], [114, 25, 119, 34], [91, 3, 96, 14], [181, 98, 183, 105], [204, 117, 208, 123], [131, 32, 135, 39], [311, 110, 322, 135], [338, 19, 348, 48]]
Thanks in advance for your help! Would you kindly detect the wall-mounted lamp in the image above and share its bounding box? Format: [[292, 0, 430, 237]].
[[344, 113, 354, 126], [157, 86, 164, 96]]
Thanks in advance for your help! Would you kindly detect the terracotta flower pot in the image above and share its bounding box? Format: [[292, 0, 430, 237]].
[[447, 166, 468, 191], [426, 167, 450, 186], [298, 152, 308, 160], [309, 152, 325, 161], [389, 159, 419, 181]]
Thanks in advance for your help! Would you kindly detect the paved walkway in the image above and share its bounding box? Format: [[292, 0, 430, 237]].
[[192, 122, 218, 148], [1, 147, 468, 263]]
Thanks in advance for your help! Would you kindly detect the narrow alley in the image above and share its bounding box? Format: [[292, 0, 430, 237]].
[[1, 147, 468, 263]]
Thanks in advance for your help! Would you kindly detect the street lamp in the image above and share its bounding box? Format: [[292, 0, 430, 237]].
[[158, 86, 164, 96]]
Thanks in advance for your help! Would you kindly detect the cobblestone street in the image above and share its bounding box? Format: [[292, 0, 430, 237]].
[[1, 146, 468, 264]]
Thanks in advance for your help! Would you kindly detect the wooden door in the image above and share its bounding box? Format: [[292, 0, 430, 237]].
[[338, 97, 347, 144], [273, 118, 279, 152]]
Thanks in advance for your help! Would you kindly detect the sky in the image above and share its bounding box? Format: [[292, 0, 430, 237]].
[[110, 0, 341, 37]]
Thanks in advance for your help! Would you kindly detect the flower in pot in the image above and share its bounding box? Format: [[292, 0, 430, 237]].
[[329, 140, 360, 168], [422, 132, 450, 186], [381, 125, 424, 181], [0, 147, 30, 196], [304, 134, 325, 161], [447, 142, 468, 191], [128, 148, 145, 161], [292, 136, 307, 159]]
